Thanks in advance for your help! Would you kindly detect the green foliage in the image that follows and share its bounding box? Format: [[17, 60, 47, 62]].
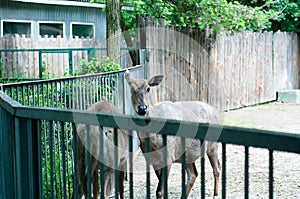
[[41, 121, 74, 198], [74, 55, 121, 76], [227, 0, 300, 31], [123, 0, 279, 32], [269, 0, 300, 31], [91, 0, 300, 32]]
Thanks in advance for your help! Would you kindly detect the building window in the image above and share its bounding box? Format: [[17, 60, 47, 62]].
[[39, 22, 64, 38], [2, 20, 32, 37], [71, 23, 94, 38]]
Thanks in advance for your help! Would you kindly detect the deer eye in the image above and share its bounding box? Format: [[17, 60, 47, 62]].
[[146, 87, 150, 93]]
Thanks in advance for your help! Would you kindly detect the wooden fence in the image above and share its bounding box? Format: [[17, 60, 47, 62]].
[[1, 28, 299, 110], [139, 18, 299, 110], [0, 35, 133, 79]]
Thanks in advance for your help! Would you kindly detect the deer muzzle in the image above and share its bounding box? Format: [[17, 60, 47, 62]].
[[137, 104, 148, 116]]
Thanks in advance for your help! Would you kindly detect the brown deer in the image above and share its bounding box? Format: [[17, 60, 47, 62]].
[[125, 70, 221, 199], [75, 99, 128, 199]]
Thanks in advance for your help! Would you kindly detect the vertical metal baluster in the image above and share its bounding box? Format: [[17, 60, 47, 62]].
[[56, 121, 62, 198], [16, 86, 19, 103], [92, 77, 96, 104], [65, 80, 68, 109], [37, 120, 43, 199], [49, 121, 54, 198], [245, 146, 249, 199], [105, 76, 108, 100], [68, 80, 72, 109], [115, 74, 118, 104], [181, 138, 186, 199], [114, 128, 119, 199], [60, 121, 67, 199], [32, 84, 36, 106], [87, 78, 89, 108], [41, 83, 44, 107], [51, 82, 54, 108], [76, 80, 79, 110], [21, 86, 25, 105], [146, 136, 151, 199], [97, 77, 100, 101], [222, 143, 226, 199], [102, 76, 105, 100], [46, 83, 49, 107], [80, 80, 83, 110], [108, 74, 111, 102], [27, 84, 30, 106], [128, 131, 134, 199], [90, 78, 92, 106], [43, 120, 49, 198], [60, 81, 63, 108], [37, 84, 40, 107], [201, 140, 205, 199], [91, 77, 94, 104], [269, 150, 274, 199], [8, 87, 12, 99], [84, 78, 87, 109], [55, 81, 58, 108], [65, 122, 71, 198], [162, 134, 168, 199], [72, 123, 79, 199], [53, 121, 59, 197]]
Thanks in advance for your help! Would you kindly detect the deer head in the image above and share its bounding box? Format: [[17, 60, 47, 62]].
[[125, 70, 164, 116]]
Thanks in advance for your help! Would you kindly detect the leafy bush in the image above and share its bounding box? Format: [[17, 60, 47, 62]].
[[74, 55, 121, 76]]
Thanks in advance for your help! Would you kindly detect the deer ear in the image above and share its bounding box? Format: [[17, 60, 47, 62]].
[[148, 75, 164, 86]]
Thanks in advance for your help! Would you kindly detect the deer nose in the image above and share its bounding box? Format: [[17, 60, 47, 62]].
[[137, 105, 148, 116]]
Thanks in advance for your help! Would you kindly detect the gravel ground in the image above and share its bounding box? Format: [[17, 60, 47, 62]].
[[117, 102, 300, 199]]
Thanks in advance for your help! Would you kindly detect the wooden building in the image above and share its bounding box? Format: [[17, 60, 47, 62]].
[[0, 0, 131, 39]]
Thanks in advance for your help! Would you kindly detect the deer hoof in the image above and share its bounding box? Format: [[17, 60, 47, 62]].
[[156, 191, 163, 199], [213, 196, 219, 199]]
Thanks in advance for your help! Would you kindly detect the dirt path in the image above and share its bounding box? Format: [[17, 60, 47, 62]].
[[121, 102, 300, 199]]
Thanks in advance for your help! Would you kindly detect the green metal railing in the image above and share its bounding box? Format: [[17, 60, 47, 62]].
[[0, 66, 144, 199], [0, 67, 300, 199], [1, 70, 119, 109], [1, 91, 300, 199], [0, 47, 135, 81]]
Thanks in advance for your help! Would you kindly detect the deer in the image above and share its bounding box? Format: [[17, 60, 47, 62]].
[[75, 99, 129, 199], [125, 70, 221, 199]]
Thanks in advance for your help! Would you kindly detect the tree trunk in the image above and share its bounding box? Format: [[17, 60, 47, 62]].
[[120, 14, 140, 66], [106, 0, 121, 65]]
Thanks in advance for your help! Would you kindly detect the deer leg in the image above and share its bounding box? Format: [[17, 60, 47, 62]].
[[77, 152, 87, 198], [154, 169, 162, 198], [155, 166, 172, 199], [119, 170, 125, 199], [184, 163, 198, 198], [92, 167, 99, 198], [118, 163, 126, 199], [206, 144, 221, 198], [71, 173, 84, 199], [88, 156, 99, 199]]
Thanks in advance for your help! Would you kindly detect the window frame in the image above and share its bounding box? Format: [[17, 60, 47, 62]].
[[38, 21, 65, 38], [70, 22, 95, 38], [1, 19, 33, 37]]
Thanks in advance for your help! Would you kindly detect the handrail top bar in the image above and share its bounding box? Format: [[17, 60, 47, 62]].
[[1, 91, 299, 154], [0, 47, 136, 52], [0, 65, 142, 88]]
